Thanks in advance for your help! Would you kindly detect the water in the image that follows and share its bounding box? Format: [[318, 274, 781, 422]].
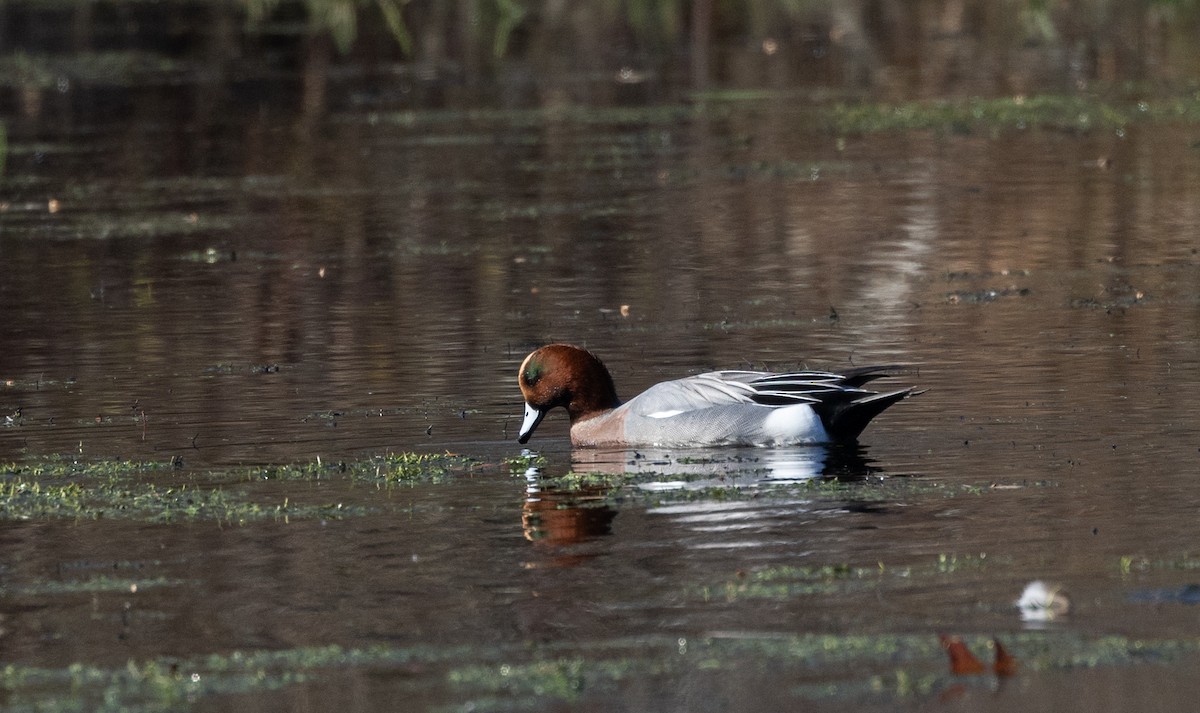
[[5, 3, 1200, 710]]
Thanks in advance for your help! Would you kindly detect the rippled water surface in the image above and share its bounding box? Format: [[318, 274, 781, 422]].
[[5, 5, 1200, 710]]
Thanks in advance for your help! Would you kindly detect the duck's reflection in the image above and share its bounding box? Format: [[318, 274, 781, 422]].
[[570, 443, 879, 488], [521, 468, 617, 567], [520, 444, 882, 567]]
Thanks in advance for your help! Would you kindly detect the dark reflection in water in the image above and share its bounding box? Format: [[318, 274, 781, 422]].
[[520, 445, 882, 566]]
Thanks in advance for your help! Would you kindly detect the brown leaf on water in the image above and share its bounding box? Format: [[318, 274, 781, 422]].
[[939, 634, 986, 675], [992, 638, 1019, 677]]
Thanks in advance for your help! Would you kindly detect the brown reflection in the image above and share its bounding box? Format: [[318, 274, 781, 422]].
[[993, 638, 1019, 677], [940, 633, 986, 675], [939, 634, 1020, 678], [521, 485, 616, 568]]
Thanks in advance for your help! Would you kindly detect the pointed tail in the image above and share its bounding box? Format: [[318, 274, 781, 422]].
[[822, 387, 921, 443]]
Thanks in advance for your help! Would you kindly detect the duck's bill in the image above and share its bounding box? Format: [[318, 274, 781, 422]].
[[517, 403, 546, 444]]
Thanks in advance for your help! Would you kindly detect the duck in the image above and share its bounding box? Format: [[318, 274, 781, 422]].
[[516, 343, 918, 448]]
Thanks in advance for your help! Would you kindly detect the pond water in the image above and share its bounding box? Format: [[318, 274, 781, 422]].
[[4, 3, 1200, 711]]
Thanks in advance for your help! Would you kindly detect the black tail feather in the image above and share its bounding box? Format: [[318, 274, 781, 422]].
[[746, 365, 919, 443], [836, 365, 907, 390], [816, 387, 917, 443]]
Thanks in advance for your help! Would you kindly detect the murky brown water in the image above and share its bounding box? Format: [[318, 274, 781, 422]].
[[5, 3, 1200, 710]]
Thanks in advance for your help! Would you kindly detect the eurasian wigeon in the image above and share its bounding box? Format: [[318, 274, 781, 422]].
[[516, 344, 918, 448]]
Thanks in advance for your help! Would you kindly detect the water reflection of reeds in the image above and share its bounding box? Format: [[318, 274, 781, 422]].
[[3, 1, 1200, 100]]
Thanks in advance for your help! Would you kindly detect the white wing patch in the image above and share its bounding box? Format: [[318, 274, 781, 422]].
[[647, 410, 685, 419]]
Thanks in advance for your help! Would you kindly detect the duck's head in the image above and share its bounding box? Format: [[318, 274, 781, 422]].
[[516, 344, 620, 444]]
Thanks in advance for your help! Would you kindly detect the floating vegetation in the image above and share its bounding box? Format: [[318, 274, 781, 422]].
[[720, 158, 850, 181], [504, 451, 547, 475], [828, 94, 1200, 135], [2, 456, 177, 479], [0, 448, 1026, 523], [0, 575, 183, 597], [357, 103, 704, 131], [0, 451, 468, 523], [445, 631, 1200, 710], [448, 656, 663, 703], [945, 269, 1034, 281], [0, 207, 234, 242], [253, 452, 467, 484], [946, 287, 1033, 304], [0, 475, 361, 523], [1, 627, 1199, 711], [702, 563, 885, 601], [0, 374, 77, 391], [179, 246, 238, 264], [1070, 284, 1147, 310], [195, 361, 281, 376], [703, 553, 1000, 603], [1120, 552, 1200, 574], [2, 628, 1196, 711], [0, 643, 467, 713], [0, 51, 191, 89], [702, 317, 826, 331]]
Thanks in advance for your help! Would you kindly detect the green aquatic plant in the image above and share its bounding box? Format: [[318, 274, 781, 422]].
[[447, 655, 676, 704], [504, 451, 547, 475], [704, 563, 884, 602], [2, 456, 176, 479], [0, 575, 183, 596], [444, 632, 1200, 709], [0, 642, 482, 712], [828, 94, 1200, 135], [0, 475, 361, 523], [253, 451, 464, 484], [1118, 552, 1200, 574], [0, 451, 468, 524], [704, 552, 1006, 603], [0, 625, 1198, 710]]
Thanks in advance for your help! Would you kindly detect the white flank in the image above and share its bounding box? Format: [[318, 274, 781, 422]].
[[761, 404, 824, 444]]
